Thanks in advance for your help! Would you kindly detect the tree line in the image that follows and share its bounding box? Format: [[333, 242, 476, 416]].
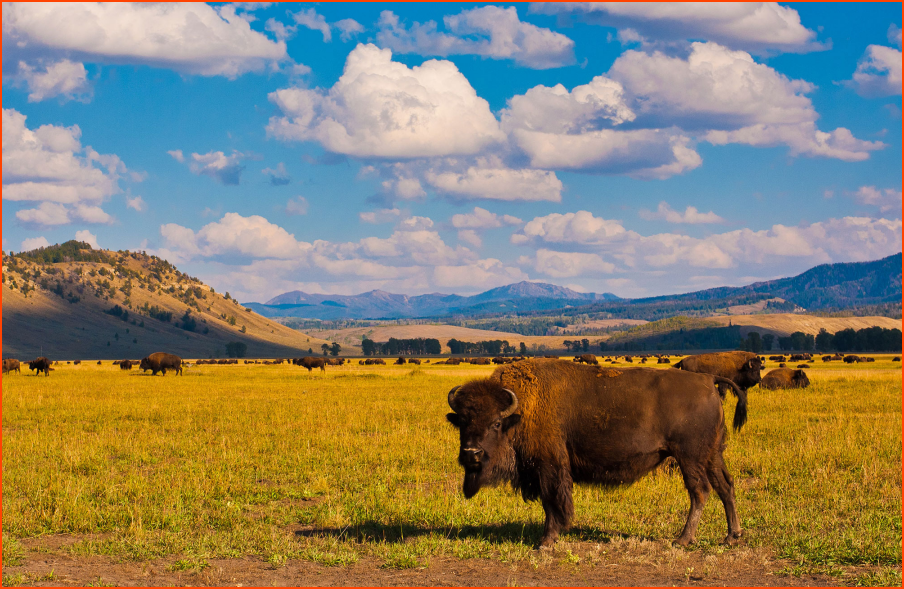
[[362, 337, 441, 356]]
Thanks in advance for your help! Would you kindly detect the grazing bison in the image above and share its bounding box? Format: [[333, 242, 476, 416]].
[[3, 359, 21, 375], [118, 359, 134, 370], [658, 357, 671, 364], [894, 357, 901, 362], [395, 357, 407, 365], [299, 357, 326, 372], [572, 354, 598, 365], [760, 368, 810, 390], [409, 358, 422, 365], [139, 352, 183, 376], [28, 357, 52, 376], [673, 351, 762, 392], [843, 355, 860, 364], [446, 359, 746, 548]]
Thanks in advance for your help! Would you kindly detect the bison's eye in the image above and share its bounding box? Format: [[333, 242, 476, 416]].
[[492, 421, 501, 431]]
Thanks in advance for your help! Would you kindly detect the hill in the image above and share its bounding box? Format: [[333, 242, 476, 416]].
[[1, 241, 331, 360], [247, 281, 619, 320]]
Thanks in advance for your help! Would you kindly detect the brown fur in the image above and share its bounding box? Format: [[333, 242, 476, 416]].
[[28, 357, 52, 376], [760, 368, 810, 390], [447, 359, 745, 548], [673, 351, 762, 391], [3, 358, 21, 375], [139, 352, 183, 376]]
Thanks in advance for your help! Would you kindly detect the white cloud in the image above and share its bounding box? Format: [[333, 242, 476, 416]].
[[74, 204, 113, 224], [167, 149, 185, 163], [267, 43, 505, 158], [522, 249, 616, 278], [889, 24, 903, 48], [335, 18, 364, 42], [382, 176, 426, 200], [17, 59, 91, 103], [3, 3, 287, 78], [161, 212, 311, 260], [75, 229, 99, 249], [433, 258, 529, 290], [285, 196, 308, 216], [639, 201, 724, 224], [848, 43, 902, 97], [126, 196, 146, 212], [184, 150, 247, 185], [21, 236, 50, 251], [704, 122, 884, 162], [851, 186, 902, 215], [16, 202, 72, 226], [359, 208, 402, 224], [457, 229, 482, 248], [426, 157, 564, 201], [529, 3, 824, 54], [262, 162, 291, 186], [291, 8, 331, 42], [376, 7, 575, 69], [513, 211, 631, 245], [397, 216, 434, 231], [451, 207, 523, 229]]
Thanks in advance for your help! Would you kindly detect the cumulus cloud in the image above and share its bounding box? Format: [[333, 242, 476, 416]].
[[704, 122, 884, 161], [851, 186, 902, 215], [126, 196, 146, 212], [529, 3, 824, 54], [20, 236, 50, 251], [167, 149, 185, 163], [376, 7, 575, 69], [639, 201, 725, 224], [457, 229, 483, 248], [451, 207, 522, 229], [433, 258, 529, 290], [359, 208, 403, 224], [161, 212, 311, 261], [291, 8, 331, 42], [17, 59, 91, 103], [2, 3, 287, 78], [426, 157, 564, 201], [262, 162, 291, 186], [285, 196, 308, 216], [847, 41, 902, 97], [520, 249, 616, 278], [267, 43, 505, 158], [75, 229, 99, 249], [397, 216, 434, 231], [335, 18, 364, 42], [179, 150, 248, 185]]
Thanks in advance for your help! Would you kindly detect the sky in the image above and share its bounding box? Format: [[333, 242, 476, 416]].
[[2, 2, 901, 303]]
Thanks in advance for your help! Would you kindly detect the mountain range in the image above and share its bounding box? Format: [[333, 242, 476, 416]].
[[245, 253, 902, 321]]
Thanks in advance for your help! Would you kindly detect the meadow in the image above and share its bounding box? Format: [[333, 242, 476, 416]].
[[2, 356, 901, 586]]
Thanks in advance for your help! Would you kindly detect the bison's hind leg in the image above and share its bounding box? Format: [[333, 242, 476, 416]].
[[673, 458, 711, 547], [706, 451, 742, 545]]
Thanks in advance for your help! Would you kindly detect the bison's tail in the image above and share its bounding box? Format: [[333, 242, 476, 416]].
[[712, 376, 747, 432]]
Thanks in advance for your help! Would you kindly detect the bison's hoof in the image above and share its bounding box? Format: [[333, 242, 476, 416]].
[[722, 530, 743, 546], [538, 537, 557, 550], [672, 537, 694, 547]]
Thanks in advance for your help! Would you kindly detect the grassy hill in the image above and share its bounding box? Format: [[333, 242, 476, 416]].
[[1, 241, 331, 361]]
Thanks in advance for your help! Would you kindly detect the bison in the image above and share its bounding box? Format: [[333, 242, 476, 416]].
[[3, 359, 21, 375], [673, 351, 762, 392], [572, 354, 598, 365], [139, 352, 183, 376], [118, 359, 134, 370], [658, 357, 671, 364], [760, 368, 810, 390], [28, 357, 52, 376], [299, 357, 326, 372], [843, 355, 860, 364], [446, 359, 746, 548]]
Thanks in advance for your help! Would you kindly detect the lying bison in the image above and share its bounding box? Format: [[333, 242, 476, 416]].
[[28, 357, 52, 376], [760, 368, 810, 390], [139, 352, 183, 376], [446, 359, 746, 548], [673, 351, 762, 392], [572, 354, 598, 365], [3, 358, 21, 375]]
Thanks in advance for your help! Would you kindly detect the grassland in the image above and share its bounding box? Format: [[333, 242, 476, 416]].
[[2, 357, 900, 586]]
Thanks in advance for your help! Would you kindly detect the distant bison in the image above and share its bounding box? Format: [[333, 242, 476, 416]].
[[28, 357, 52, 376], [572, 354, 598, 365], [408, 358, 422, 365], [760, 368, 810, 390], [139, 352, 183, 376], [894, 357, 901, 362], [3, 359, 21, 375], [395, 357, 407, 365], [843, 355, 860, 364], [673, 351, 762, 392], [657, 357, 671, 364], [447, 359, 746, 548], [118, 359, 134, 370], [299, 357, 326, 372]]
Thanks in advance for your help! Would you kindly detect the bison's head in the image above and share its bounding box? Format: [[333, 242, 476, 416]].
[[446, 380, 521, 498], [139, 358, 151, 371], [736, 358, 763, 389], [793, 369, 810, 388]]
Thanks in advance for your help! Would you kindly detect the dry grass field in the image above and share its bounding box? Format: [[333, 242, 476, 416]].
[[707, 314, 902, 337], [2, 356, 900, 586]]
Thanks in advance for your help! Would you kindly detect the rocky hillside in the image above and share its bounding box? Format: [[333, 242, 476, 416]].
[[1, 241, 331, 361]]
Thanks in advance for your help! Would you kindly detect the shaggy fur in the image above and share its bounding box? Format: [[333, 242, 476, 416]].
[[139, 352, 183, 376], [447, 359, 745, 548], [28, 357, 51, 376], [760, 368, 810, 390], [673, 351, 762, 391]]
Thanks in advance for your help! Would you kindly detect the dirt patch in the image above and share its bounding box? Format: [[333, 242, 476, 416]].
[[4, 538, 891, 587]]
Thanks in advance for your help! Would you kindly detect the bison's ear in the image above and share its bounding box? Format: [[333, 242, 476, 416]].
[[446, 413, 462, 428], [745, 359, 760, 370], [501, 413, 521, 432]]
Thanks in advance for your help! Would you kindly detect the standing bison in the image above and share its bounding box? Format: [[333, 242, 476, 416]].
[[299, 357, 326, 372], [3, 359, 21, 375], [572, 354, 598, 365], [673, 351, 762, 392], [28, 357, 52, 376], [760, 368, 810, 390], [446, 359, 746, 548], [139, 352, 183, 376]]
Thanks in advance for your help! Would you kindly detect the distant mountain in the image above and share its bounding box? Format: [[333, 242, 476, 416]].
[[246, 254, 901, 322], [246, 281, 619, 320]]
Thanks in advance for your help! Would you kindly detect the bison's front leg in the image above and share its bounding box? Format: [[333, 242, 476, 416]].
[[538, 464, 574, 548]]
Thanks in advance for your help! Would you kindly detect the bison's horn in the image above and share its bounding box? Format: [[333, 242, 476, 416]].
[[447, 385, 462, 410], [499, 388, 519, 418]]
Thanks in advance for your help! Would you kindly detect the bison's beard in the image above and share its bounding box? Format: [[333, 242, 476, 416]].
[[461, 445, 518, 500], [463, 470, 482, 498]]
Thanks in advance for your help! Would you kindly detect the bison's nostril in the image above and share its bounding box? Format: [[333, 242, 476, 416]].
[[461, 448, 484, 462]]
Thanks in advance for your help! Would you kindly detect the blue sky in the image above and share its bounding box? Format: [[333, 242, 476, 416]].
[[2, 2, 901, 302]]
